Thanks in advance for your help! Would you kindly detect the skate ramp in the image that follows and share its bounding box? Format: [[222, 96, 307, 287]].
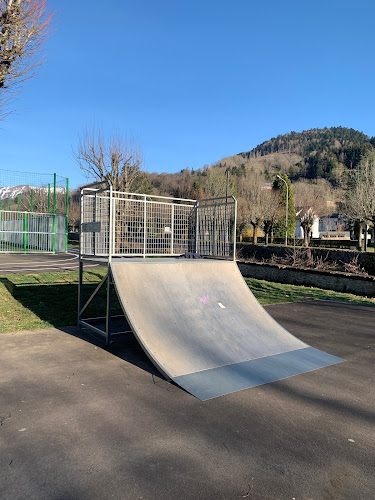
[[110, 259, 343, 400]]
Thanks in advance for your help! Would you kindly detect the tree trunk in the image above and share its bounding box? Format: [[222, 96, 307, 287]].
[[252, 223, 258, 245], [302, 223, 311, 247], [357, 222, 363, 251]]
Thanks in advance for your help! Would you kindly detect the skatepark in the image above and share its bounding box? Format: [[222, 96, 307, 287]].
[[0, 182, 374, 499], [0, 300, 374, 500]]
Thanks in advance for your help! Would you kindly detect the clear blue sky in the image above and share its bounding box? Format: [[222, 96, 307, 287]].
[[1, 0, 375, 188]]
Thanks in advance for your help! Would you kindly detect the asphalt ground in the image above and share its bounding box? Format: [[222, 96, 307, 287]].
[[0, 248, 100, 274], [0, 300, 374, 500]]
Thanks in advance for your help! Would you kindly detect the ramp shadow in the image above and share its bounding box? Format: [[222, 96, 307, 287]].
[[1, 277, 162, 378], [61, 324, 162, 378]]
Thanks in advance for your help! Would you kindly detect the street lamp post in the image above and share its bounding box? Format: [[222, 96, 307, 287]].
[[277, 175, 288, 246]]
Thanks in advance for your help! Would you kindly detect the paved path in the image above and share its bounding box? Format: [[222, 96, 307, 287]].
[[0, 248, 99, 274], [0, 300, 374, 500]]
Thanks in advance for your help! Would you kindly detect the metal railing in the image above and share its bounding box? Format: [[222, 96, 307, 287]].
[[0, 210, 67, 253], [195, 196, 237, 260], [80, 181, 236, 261]]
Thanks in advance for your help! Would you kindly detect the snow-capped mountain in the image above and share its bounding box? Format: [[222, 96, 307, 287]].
[[0, 185, 65, 200]]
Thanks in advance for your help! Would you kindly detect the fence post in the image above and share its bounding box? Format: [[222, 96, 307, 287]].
[[194, 202, 199, 254], [213, 205, 216, 256], [30, 189, 33, 212], [48, 184, 50, 213], [233, 197, 237, 261], [52, 174, 56, 253], [23, 212, 28, 253], [65, 178, 69, 252], [143, 195, 147, 258], [171, 204, 174, 255], [18, 194, 20, 212]]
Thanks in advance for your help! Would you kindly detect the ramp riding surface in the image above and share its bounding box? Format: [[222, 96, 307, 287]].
[[111, 259, 343, 399]]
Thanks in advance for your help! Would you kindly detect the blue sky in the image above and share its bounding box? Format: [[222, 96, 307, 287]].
[[1, 0, 375, 188]]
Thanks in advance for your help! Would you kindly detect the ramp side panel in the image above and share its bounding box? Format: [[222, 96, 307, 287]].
[[110, 260, 308, 379], [174, 347, 344, 400]]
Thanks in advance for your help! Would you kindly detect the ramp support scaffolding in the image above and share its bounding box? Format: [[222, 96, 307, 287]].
[[78, 261, 125, 344]]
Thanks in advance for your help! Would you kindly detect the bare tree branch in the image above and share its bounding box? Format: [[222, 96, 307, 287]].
[[74, 127, 144, 192], [0, 0, 53, 118]]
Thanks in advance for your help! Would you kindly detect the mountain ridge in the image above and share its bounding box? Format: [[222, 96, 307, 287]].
[[214, 126, 374, 186]]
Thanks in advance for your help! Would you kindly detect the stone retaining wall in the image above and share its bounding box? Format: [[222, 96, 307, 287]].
[[237, 243, 375, 275], [238, 261, 375, 297]]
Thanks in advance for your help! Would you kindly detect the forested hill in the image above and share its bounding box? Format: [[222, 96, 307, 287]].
[[144, 127, 374, 199], [234, 127, 375, 186], [242, 127, 372, 159]]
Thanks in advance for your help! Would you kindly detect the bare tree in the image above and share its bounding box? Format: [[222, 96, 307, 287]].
[[237, 173, 276, 244], [342, 151, 375, 248], [262, 189, 281, 245], [74, 128, 144, 191], [355, 151, 375, 227], [203, 167, 228, 198], [293, 180, 333, 246], [0, 0, 53, 118], [68, 190, 80, 231]]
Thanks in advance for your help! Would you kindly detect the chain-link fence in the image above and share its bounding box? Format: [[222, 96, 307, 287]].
[[0, 169, 69, 253]]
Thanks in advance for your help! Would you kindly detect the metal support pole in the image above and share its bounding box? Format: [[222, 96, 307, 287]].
[[171, 204, 174, 255], [212, 205, 217, 256], [194, 202, 199, 254], [110, 184, 115, 258], [52, 213, 56, 253], [53, 173, 56, 214], [224, 168, 229, 254], [48, 184, 50, 213], [30, 189, 33, 212], [17, 194, 20, 212], [105, 269, 112, 345], [143, 195, 147, 258], [23, 212, 28, 253], [233, 197, 237, 261], [93, 192, 97, 256], [66, 178, 69, 252], [52, 174, 57, 253], [78, 260, 83, 327], [277, 175, 289, 246], [285, 183, 289, 246]]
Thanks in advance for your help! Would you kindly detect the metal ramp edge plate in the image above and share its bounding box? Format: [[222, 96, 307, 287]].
[[110, 259, 344, 400]]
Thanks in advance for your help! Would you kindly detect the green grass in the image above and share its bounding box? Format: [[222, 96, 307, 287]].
[[0, 271, 373, 334], [245, 277, 375, 306], [0, 269, 113, 334]]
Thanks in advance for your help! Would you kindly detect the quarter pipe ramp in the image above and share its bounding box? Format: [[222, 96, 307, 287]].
[[111, 259, 343, 400]]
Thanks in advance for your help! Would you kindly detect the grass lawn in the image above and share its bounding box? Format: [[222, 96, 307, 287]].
[[0, 270, 374, 334], [245, 277, 375, 306]]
